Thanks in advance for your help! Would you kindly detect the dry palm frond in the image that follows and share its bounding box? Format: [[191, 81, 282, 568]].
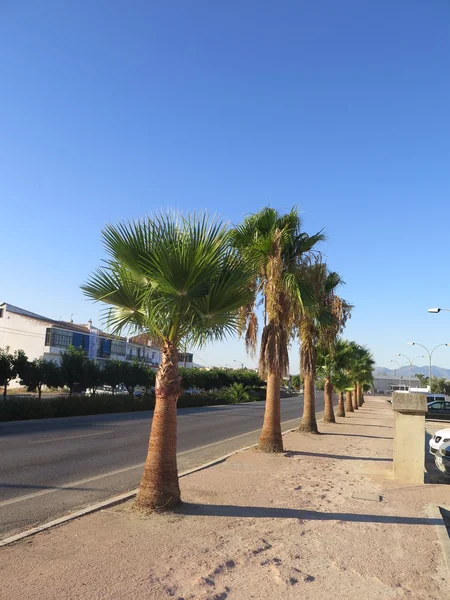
[[259, 321, 289, 378]]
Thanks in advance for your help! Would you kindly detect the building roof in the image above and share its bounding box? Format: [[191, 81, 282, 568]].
[[1, 302, 117, 337], [128, 333, 159, 347], [1, 302, 162, 347]]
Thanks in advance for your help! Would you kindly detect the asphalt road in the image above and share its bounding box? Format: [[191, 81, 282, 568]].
[[0, 394, 325, 540]]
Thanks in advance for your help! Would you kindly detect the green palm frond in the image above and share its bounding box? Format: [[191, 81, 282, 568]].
[[82, 212, 253, 348], [230, 206, 325, 376]]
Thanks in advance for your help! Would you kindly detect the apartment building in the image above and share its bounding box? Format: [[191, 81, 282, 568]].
[[0, 303, 161, 379]]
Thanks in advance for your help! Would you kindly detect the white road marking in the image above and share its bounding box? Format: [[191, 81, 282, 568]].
[[0, 416, 301, 509], [29, 431, 113, 444]]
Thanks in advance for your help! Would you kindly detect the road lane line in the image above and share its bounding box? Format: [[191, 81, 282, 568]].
[[0, 418, 308, 547], [0, 463, 145, 508], [0, 416, 302, 509], [29, 431, 113, 444]]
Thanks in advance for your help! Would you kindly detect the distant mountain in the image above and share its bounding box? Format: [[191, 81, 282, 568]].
[[374, 365, 450, 379]]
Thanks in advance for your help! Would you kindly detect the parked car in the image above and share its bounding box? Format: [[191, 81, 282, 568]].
[[426, 399, 450, 420], [85, 384, 128, 396], [429, 427, 450, 474], [426, 394, 447, 403]]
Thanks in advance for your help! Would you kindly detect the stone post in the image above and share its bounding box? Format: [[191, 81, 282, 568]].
[[392, 392, 427, 484]]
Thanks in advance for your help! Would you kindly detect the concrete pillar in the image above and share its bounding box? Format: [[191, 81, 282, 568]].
[[392, 392, 427, 484]]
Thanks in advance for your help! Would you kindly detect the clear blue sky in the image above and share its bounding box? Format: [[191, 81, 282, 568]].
[[2, 1, 450, 372]]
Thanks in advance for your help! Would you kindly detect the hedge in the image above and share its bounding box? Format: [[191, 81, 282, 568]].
[[0, 391, 260, 422], [0, 385, 301, 422]]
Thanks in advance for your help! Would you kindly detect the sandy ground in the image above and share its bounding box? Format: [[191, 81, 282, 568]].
[[2, 397, 450, 600]]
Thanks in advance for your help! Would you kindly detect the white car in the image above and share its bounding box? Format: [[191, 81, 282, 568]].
[[429, 427, 450, 474]]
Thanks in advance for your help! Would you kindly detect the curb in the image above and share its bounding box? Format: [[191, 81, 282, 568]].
[[0, 423, 301, 548], [426, 504, 450, 572]]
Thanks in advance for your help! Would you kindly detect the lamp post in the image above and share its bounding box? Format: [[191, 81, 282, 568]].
[[390, 360, 407, 391], [396, 354, 424, 390], [233, 359, 244, 369], [408, 342, 450, 392]]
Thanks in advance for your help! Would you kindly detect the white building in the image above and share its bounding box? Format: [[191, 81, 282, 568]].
[[0, 303, 163, 386], [373, 373, 421, 394]]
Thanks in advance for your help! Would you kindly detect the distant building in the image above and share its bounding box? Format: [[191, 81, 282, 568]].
[[0, 303, 163, 386], [129, 335, 194, 369], [372, 372, 421, 393], [178, 352, 194, 368]]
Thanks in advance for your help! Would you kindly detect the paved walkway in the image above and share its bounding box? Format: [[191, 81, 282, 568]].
[[1, 397, 449, 600]]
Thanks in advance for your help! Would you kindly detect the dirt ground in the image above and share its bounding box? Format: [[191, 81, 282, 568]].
[[1, 397, 450, 600]]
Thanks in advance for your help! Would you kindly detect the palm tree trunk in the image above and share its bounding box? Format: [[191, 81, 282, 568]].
[[336, 391, 345, 417], [357, 384, 363, 407], [258, 372, 283, 452], [352, 384, 359, 410], [345, 390, 354, 413], [322, 377, 335, 423], [299, 374, 319, 433], [135, 341, 181, 511]]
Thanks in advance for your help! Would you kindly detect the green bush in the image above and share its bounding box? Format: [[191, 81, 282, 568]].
[[0, 389, 267, 421]]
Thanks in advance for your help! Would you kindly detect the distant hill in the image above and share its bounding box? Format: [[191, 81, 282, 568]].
[[374, 365, 450, 379]]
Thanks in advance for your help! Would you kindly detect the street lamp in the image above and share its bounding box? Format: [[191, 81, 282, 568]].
[[390, 360, 408, 391], [233, 359, 244, 369], [428, 308, 450, 314], [396, 354, 424, 390], [408, 342, 450, 391]]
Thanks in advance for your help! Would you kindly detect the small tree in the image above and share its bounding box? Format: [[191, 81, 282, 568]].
[[81, 360, 104, 396], [223, 382, 251, 403], [0, 347, 28, 399], [290, 374, 302, 390], [142, 365, 156, 394], [60, 345, 86, 396], [121, 360, 149, 396], [415, 373, 429, 388], [430, 376, 446, 394], [20, 358, 62, 399], [102, 359, 125, 394]]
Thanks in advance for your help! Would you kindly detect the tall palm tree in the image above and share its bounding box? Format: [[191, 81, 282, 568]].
[[334, 369, 352, 417], [231, 207, 324, 452], [82, 213, 252, 510], [347, 342, 375, 410], [297, 264, 346, 433], [317, 336, 352, 422]]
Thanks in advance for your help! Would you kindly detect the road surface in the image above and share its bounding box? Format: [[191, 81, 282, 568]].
[[0, 394, 326, 539]]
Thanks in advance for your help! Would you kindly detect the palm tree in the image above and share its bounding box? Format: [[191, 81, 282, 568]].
[[345, 389, 354, 413], [297, 264, 346, 433], [82, 213, 252, 510], [224, 382, 251, 403], [317, 337, 352, 422], [347, 342, 374, 410], [356, 350, 375, 406], [334, 369, 352, 417], [231, 207, 324, 452]]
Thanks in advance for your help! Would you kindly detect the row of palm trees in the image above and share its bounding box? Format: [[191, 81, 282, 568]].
[[82, 207, 373, 511], [318, 339, 375, 421]]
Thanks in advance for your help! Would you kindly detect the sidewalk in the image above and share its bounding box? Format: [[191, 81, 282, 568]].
[[2, 397, 450, 600]]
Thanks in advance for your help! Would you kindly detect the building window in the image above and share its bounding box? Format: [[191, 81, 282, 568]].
[[98, 338, 111, 358], [0, 308, 3, 318], [111, 340, 126, 356], [46, 328, 73, 348]]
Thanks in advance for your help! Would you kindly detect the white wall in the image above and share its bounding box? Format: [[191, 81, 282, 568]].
[[0, 310, 52, 387], [0, 310, 49, 360]]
